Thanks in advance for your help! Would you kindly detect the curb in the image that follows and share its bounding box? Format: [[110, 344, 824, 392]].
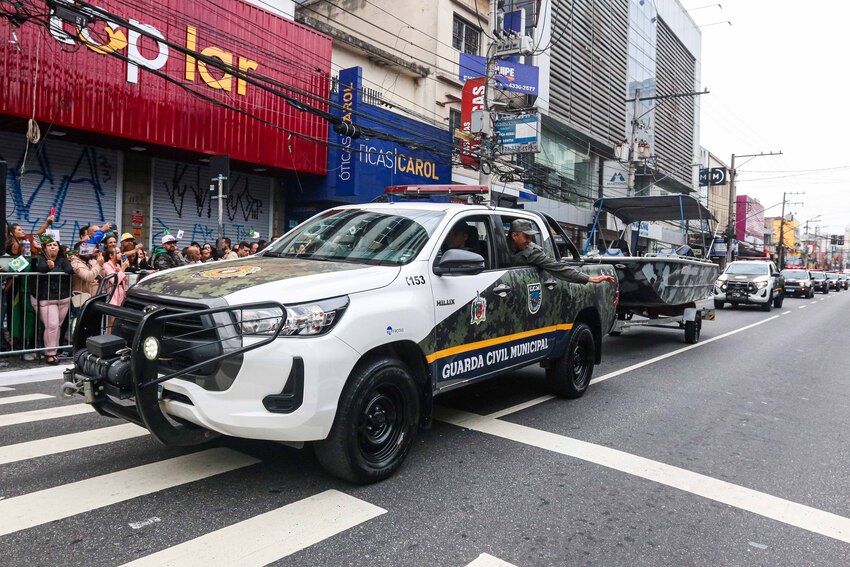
[[0, 365, 69, 387]]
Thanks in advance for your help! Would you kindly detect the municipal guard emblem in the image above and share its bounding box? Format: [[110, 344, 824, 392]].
[[470, 292, 487, 325], [192, 266, 261, 279], [527, 282, 542, 314]]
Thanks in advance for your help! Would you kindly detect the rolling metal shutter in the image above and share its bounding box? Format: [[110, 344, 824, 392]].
[[1, 132, 119, 246], [151, 159, 273, 248]]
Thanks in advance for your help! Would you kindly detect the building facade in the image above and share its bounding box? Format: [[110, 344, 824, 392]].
[[2, 0, 327, 247]]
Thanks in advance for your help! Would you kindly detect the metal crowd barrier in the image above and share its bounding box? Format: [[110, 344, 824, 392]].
[[0, 268, 152, 359]]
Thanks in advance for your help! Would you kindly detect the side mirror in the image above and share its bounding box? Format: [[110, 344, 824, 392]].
[[433, 249, 485, 276]]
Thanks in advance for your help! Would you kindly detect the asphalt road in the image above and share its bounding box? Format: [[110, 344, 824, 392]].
[[1, 291, 849, 566]]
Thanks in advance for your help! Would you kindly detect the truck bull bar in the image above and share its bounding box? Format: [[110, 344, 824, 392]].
[[64, 294, 286, 446]]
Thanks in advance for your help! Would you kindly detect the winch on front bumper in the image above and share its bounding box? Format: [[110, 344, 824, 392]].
[[62, 294, 286, 446]]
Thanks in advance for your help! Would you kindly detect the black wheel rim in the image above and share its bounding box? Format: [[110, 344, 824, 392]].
[[570, 333, 591, 388], [357, 384, 405, 466]]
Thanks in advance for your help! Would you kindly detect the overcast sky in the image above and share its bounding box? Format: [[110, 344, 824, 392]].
[[679, 0, 850, 236]]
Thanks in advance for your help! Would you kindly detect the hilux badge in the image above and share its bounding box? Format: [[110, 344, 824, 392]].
[[470, 292, 487, 325], [527, 282, 542, 314]]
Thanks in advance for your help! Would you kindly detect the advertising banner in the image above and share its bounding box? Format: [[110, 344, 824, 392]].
[[460, 53, 540, 95], [459, 54, 539, 95], [460, 77, 486, 168]]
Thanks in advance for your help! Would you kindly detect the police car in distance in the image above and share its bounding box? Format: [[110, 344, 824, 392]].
[[780, 267, 814, 298], [65, 186, 617, 484], [809, 270, 830, 294], [714, 259, 784, 311]]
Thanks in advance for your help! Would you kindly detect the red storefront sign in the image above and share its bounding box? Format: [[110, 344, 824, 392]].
[[460, 77, 485, 168], [0, 0, 331, 174]]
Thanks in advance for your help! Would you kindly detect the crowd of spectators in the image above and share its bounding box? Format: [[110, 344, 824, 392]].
[[3, 218, 271, 362]]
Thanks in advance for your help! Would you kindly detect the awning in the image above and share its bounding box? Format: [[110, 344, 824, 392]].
[[593, 195, 717, 224]]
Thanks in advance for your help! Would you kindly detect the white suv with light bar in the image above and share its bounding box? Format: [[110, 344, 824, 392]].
[[64, 186, 617, 483]]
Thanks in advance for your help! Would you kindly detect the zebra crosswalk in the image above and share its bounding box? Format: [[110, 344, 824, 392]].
[[0, 380, 517, 567], [0, 383, 405, 566]]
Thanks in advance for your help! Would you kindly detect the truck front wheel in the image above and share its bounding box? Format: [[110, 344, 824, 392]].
[[546, 322, 595, 399], [314, 357, 419, 484]]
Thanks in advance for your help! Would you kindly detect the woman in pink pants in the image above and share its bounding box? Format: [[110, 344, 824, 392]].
[[29, 239, 74, 364]]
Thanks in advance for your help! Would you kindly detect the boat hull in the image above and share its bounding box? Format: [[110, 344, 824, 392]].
[[590, 257, 719, 309]]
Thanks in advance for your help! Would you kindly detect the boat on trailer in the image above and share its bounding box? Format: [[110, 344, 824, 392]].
[[582, 195, 720, 343]]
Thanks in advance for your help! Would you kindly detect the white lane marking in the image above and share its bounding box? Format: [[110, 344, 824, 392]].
[[590, 315, 781, 386], [0, 423, 148, 465], [0, 366, 65, 387], [488, 315, 782, 418], [488, 396, 554, 419], [466, 553, 519, 567], [0, 448, 260, 537], [437, 408, 850, 545], [0, 404, 93, 427], [120, 490, 386, 567], [0, 387, 14, 392], [799, 305, 807, 309], [0, 393, 53, 405], [781, 311, 791, 315]]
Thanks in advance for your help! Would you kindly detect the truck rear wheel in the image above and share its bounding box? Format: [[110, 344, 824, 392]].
[[546, 322, 594, 399], [314, 357, 419, 484]]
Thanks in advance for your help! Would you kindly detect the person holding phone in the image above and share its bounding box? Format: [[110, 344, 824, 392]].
[[102, 245, 129, 308]]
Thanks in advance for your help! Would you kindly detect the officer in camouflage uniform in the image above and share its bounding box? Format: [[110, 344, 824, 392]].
[[508, 219, 615, 284]]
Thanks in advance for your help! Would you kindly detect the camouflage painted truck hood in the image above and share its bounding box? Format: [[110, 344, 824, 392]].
[[133, 257, 399, 302]]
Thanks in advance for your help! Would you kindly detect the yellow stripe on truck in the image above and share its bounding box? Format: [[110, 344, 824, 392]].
[[425, 324, 573, 364]]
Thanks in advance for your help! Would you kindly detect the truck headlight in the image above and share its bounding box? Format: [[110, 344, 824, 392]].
[[239, 307, 285, 335], [280, 296, 349, 336], [715, 279, 726, 291], [755, 280, 768, 289]]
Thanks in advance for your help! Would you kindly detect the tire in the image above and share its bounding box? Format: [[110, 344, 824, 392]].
[[761, 292, 772, 311], [773, 291, 784, 308], [808, 289, 815, 299], [684, 312, 701, 344], [713, 299, 724, 309], [608, 330, 622, 336], [314, 357, 419, 484], [546, 322, 595, 399], [824, 287, 829, 295]]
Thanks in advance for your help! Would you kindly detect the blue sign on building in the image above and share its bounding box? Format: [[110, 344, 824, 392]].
[[289, 67, 452, 217], [459, 54, 539, 95]]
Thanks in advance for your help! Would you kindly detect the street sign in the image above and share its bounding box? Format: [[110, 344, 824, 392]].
[[699, 167, 727, 186], [495, 112, 539, 154]]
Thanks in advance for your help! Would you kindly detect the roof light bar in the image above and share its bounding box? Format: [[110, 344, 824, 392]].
[[384, 184, 489, 196]]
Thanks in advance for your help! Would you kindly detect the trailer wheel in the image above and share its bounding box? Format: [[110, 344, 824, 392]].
[[546, 322, 594, 398], [684, 312, 701, 344], [314, 357, 419, 484]]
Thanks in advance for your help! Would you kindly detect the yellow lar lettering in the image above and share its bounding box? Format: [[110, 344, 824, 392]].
[[185, 26, 197, 81], [237, 57, 259, 96], [198, 46, 233, 92]]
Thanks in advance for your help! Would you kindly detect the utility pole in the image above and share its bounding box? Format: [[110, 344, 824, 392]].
[[627, 89, 641, 196], [725, 151, 782, 265], [776, 191, 803, 270], [211, 174, 227, 253], [477, 1, 498, 200]]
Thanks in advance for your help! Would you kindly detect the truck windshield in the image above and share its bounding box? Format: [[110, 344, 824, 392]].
[[781, 270, 809, 280], [265, 208, 445, 265], [811, 272, 826, 280], [725, 263, 768, 276]]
